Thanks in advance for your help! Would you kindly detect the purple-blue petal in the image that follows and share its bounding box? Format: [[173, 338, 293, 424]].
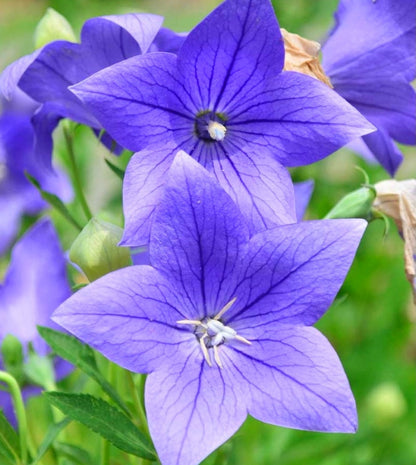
[[225, 220, 366, 329], [227, 325, 357, 432], [81, 14, 163, 56], [200, 143, 297, 232], [361, 129, 404, 176], [53, 265, 194, 373], [0, 51, 40, 109], [71, 52, 194, 151], [0, 194, 24, 256], [122, 143, 179, 247], [146, 349, 247, 465], [227, 71, 375, 166], [323, 0, 415, 82], [0, 219, 71, 355], [294, 180, 314, 221], [177, 0, 284, 111], [333, 81, 416, 146], [150, 152, 249, 320], [150, 27, 187, 54]]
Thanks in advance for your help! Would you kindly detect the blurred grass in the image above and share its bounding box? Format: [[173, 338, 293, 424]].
[[1, 1, 415, 464]]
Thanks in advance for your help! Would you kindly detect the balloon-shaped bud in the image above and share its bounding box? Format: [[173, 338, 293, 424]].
[[325, 186, 376, 220], [34, 8, 76, 49], [69, 218, 131, 282]]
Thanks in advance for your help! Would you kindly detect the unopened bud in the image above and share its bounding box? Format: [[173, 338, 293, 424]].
[[69, 218, 131, 282], [34, 8, 76, 49], [325, 186, 376, 220], [1, 334, 23, 367], [367, 382, 406, 428], [1, 335, 24, 383], [24, 351, 55, 390]]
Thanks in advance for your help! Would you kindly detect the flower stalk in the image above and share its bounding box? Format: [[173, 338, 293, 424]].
[[63, 123, 93, 222], [0, 371, 28, 465]]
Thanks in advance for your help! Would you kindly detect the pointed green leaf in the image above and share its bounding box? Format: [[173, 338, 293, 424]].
[[0, 410, 20, 464], [104, 159, 125, 180], [45, 393, 156, 461], [31, 418, 71, 464], [25, 173, 83, 231], [37, 327, 131, 417], [54, 442, 94, 465]]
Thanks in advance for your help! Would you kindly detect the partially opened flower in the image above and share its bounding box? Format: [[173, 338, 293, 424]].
[[70, 0, 374, 245], [0, 219, 72, 422], [322, 0, 416, 175], [0, 90, 71, 255], [1, 13, 183, 171], [54, 152, 366, 465]]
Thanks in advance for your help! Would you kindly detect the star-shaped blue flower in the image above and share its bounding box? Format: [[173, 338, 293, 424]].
[[54, 151, 366, 465], [322, 0, 416, 175], [70, 0, 374, 245]]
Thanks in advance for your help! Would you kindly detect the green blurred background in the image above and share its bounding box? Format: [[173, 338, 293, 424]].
[[1, 1, 415, 464]]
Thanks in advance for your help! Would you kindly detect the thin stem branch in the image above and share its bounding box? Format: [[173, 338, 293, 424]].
[[127, 372, 149, 435], [0, 371, 28, 464], [63, 124, 93, 221]]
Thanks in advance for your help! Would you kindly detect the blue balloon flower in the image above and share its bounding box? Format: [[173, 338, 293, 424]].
[[54, 152, 366, 465]]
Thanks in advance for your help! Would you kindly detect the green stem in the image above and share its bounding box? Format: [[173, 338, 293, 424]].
[[127, 373, 149, 435], [63, 124, 93, 221], [0, 371, 28, 464], [101, 361, 115, 465]]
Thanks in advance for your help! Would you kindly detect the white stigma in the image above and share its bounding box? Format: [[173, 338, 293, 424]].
[[207, 120, 226, 141], [177, 297, 250, 368]]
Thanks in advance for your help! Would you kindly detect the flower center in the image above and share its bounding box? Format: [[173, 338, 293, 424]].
[[177, 297, 250, 368], [194, 111, 227, 142]]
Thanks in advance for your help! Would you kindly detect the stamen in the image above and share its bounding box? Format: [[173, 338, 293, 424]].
[[207, 121, 226, 141], [175, 298, 250, 368], [235, 334, 252, 345], [199, 334, 211, 366], [214, 297, 237, 320], [213, 345, 223, 368], [176, 319, 202, 326]]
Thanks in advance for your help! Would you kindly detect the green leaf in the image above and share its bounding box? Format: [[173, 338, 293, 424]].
[[31, 418, 71, 465], [104, 158, 125, 180], [54, 442, 94, 465], [25, 173, 83, 231], [37, 327, 131, 417], [46, 393, 156, 461], [0, 410, 20, 464]]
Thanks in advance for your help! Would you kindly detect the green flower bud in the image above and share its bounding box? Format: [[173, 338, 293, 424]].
[[34, 8, 76, 49], [24, 351, 55, 390], [1, 335, 25, 383], [367, 382, 406, 428], [324, 186, 376, 220], [69, 218, 132, 282]]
